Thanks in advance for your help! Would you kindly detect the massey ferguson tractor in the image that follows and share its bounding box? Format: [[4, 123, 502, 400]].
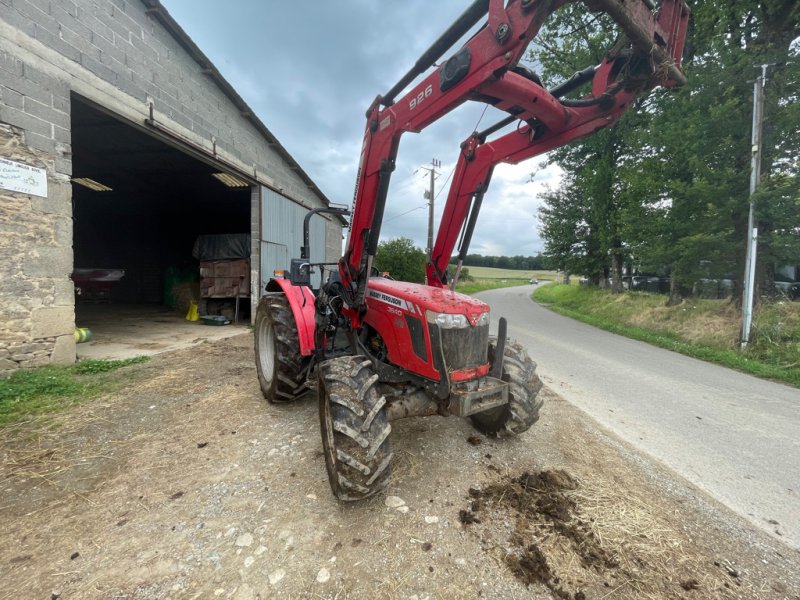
[[255, 0, 689, 500]]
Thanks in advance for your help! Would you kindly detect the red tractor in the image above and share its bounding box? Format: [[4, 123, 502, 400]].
[[255, 0, 689, 500]]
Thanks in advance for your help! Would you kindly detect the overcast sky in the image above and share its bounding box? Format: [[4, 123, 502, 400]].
[[160, 1, 562, 256]]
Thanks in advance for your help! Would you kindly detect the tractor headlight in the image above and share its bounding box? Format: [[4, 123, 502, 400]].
[[426, 311, 483, 329], [427, 311, 469, 329]]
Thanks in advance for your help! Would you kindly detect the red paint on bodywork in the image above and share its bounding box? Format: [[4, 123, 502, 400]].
[[268, 278, 317, 356], [363, 278, 490, 381], [367, 278, 489, 315]]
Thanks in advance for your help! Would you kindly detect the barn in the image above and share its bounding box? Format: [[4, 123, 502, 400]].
[[0, 0, 344, 374]]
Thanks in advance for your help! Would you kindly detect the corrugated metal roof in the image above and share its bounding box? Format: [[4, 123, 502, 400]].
[[140, 0, 335, 213]]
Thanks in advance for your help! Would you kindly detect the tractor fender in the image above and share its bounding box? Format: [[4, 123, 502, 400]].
[[264, 279, 316, 356]]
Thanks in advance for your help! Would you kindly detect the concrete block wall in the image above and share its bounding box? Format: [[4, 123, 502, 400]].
[[1, 0, 327, 206], [0, 0, 340, 373]]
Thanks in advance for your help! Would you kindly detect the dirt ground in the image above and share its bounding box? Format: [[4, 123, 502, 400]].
[[1, 334, 799, 600]]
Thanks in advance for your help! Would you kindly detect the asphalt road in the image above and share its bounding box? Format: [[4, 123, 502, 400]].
[[478, 284, 800, 550]]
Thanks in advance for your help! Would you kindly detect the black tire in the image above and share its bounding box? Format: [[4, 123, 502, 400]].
[[254, 293, 309, 403], [318, 356, 393, 501], [470, 338, 543, 436]]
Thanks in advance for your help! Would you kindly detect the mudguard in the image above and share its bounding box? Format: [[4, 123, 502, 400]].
[[265, 278, 316, 356]]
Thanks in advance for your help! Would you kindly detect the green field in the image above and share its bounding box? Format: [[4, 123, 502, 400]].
[[458, 266, 556, 281], [453, 266, 557, 294]]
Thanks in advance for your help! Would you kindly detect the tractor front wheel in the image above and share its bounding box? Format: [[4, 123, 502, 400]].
[[254, 293, 309, 403], [318, 356, 393, 501], [470, 338, 543, 436]]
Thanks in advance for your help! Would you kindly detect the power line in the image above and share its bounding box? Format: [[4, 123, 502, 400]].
[[433, 165, 455, 201], [472, 103, 489, 132], [384, 203, 428, 223]]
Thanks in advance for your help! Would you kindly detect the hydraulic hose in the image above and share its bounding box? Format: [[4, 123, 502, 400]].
[[557, 79, 627, 108]]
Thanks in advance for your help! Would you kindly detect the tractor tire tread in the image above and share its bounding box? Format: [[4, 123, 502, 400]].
[[470, 338, 543, 436], [254, 294, 308, 403], [319, 356, 393, 501]]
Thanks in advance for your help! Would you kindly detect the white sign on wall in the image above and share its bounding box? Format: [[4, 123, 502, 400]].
[[0, 157, 48, 197]]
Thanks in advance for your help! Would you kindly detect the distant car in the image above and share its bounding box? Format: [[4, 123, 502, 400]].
[[529, 277, 538, 285], [774, 275, 800, 300]]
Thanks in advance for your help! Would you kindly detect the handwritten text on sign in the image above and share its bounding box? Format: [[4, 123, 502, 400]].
[[0, 157, 47, 198]]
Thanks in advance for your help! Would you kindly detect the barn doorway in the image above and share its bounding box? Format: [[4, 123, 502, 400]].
[[70, 95, 253, 358]]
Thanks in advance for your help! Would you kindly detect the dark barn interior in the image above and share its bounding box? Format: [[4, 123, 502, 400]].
[[70, 95, 251, 310]]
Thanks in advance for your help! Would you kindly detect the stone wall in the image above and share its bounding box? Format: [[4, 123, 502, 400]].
[[0, 123, 75, 376]]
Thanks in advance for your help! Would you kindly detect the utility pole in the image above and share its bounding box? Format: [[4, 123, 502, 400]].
[[741, 64, 771, 349], [422, 158, 441, 259]]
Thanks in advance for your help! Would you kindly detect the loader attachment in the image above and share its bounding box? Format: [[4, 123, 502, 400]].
[[588, 0, 689, 86]]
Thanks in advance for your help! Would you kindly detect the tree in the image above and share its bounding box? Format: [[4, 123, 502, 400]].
[[636, 0, 800, 304], [533, 0, 800, 305], [530, 4, 634, 291], [458, 254, 550, 270], [539, 170, 604, 278], [374, 237, 426, 283]]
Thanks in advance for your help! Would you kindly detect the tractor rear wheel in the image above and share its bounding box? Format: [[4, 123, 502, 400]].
[[254, 293, 309, 403], [318, 356, 393, 501], [470, 338, 543, 436]]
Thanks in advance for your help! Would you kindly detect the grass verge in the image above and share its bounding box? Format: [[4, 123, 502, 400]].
[[0, 356, 150, 426], [533, 284, 800, 388]]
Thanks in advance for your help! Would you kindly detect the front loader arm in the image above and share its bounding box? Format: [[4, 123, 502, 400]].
[[427, 0, 690, 287], [427, 64, 646, 287], [340, 0, 572, 318], [340, 0, 689, 314]]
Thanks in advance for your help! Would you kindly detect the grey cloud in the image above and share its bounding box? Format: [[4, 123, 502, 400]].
[[161, 0, 552, 255]]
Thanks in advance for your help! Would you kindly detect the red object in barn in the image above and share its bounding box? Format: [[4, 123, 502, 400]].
[[71, 268, 125, 302]]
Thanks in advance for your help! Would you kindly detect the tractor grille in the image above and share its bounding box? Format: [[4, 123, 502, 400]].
[[438, 324, 489, 371]]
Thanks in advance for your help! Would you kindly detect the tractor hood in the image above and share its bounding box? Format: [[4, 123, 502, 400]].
[[366, 277, 488, 325]]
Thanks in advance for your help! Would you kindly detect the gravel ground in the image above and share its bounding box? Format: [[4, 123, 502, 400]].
[[1, 333, 798, 599]]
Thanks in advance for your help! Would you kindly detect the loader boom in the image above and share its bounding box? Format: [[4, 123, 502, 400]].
[[340, 0, 689, 313]]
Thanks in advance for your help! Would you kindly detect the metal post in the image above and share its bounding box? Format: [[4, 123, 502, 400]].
[[740, 65, 769, 348], [427, 165, 435, 259], [422, 158, 440, 260]]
